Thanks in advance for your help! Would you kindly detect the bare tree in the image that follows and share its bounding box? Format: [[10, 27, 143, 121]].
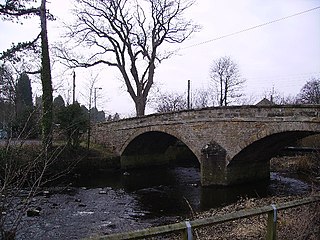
[[56, 0, 199, 116], [0, 64, 16, 104], [192, 88, 212, 109], [209, 56, 246, 106], [297, 77, 320, 104], [262, 88, 298, 105], [153, 91, 187, 113]]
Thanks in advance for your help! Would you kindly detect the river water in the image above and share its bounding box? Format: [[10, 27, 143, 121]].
[[16, 165, 315, 239]]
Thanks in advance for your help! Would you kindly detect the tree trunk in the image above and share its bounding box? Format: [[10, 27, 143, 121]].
[[135, 96, 146, 117], [219, 76, 224, 106], [40, 0, 53, 151]]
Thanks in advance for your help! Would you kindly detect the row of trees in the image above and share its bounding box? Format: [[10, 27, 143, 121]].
[[0, 65, 39, 138], [0, 65, 106, 145], [152, 55, 320, 113]]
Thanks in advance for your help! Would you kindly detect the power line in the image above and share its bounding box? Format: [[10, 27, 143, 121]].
[[180, 6, 320, 50], [246, 71, 320, 82]]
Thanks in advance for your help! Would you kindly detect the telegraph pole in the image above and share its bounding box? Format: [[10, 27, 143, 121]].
[[187, 80, 191, 109], [72, 70, 76, 104]]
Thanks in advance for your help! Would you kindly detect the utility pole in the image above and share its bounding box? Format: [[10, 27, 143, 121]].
[[72, 70, 76, 104], [187, 80, 191, 110], [87, 87, 92, 150]]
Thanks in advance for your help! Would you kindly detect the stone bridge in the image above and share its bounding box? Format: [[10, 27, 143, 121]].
[[91, 105, 320, 186]]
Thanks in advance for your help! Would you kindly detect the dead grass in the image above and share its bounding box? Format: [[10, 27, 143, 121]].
[[155, 194, 320, 240], [191, 195, 320, 240]]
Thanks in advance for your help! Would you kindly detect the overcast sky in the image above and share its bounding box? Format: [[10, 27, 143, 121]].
[[1, 0, 320, 116]]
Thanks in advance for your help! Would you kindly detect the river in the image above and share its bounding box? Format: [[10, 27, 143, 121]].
[[16, 164, 315, 239]]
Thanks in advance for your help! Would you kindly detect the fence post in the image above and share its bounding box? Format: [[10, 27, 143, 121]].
[[182, 221, 193, 240], [266, 204, 277, 240]]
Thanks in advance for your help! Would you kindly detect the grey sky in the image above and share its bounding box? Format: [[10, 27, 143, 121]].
[[1, 0, 319, 116]]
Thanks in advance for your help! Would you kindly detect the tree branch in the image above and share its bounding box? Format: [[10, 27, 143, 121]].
[[0, 33, 41, 62]]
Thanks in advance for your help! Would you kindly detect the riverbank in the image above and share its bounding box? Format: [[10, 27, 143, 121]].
[[184, 193, 320, 240], [1, 141, 319, 239]]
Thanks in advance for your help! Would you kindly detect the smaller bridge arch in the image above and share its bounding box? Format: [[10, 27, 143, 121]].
[[237, 122, 320, 156], [223, 130, 319, 185]]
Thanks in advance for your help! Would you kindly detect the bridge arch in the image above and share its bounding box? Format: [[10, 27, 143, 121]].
[[237, 123, 320, 157], [120, 128, 198, 157], [120, 129, 199, 169], [221, 130, 319, 185], [229, 130, 317, 161], [230, 130, 319, 166]]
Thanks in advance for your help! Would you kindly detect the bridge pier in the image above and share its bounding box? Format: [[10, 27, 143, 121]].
[[200, 142, 270, 186], [200, 142, 228, 186]]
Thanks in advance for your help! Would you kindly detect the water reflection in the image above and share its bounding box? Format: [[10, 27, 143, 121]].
[[72, 166, 312, 216]]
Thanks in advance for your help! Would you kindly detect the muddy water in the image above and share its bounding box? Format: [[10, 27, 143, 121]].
[[17, 166, 314, 239]]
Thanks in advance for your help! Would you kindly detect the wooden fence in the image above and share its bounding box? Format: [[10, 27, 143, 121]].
[[86, 195, 320, 240]]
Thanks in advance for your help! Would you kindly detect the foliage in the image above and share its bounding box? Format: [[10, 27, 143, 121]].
[[209, 56, 246, 106], [90, 107, 105, 123], [56, 103, 88, 148], [56, 0, 199, 116], [0, 66, 41, 138], [11, 106, 40, 139], [297, 77, 320, 104]]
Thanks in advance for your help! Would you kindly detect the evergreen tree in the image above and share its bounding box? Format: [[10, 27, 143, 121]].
[[56, 102, 88, 148], [16, 72, 33, 113], [53, 95, 65, 109], [53, 95, 65, 123]]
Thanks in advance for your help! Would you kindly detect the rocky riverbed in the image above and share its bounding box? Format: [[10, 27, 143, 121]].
[[7, 167, 318, 240]]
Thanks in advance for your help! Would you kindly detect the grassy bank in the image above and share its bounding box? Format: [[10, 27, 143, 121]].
[[186, 193, 320, 240], [271, 153, 320, 184]]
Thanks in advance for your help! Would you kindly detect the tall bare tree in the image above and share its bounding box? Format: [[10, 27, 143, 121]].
[[209, 56, 246, 106], [57, 0, 199, 116]]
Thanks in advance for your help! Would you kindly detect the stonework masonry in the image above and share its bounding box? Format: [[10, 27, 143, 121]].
[[91, 105, 320, 186]]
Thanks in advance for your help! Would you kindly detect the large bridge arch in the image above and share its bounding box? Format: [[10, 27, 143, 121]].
[[119, 127, 199, 158], [120, 129, 199, 169]]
